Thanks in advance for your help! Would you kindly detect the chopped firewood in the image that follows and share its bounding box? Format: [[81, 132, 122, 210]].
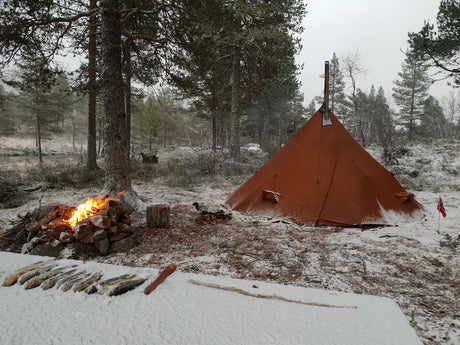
[[188, 279, 358, 309], [73, 272, 103, 292], [85, 274, 131, 294], [105, 276, 146, 296], [60, 271, 89, 292], [144, 264, 176, 295], [17, 263, 58, 285], [41, 267, 78, 290], [24, 267, 66, 290], [193, 204, 232, 224], [146, 204, 170, 228], [2, 261, 47, 286], [97, 275, 141, 295]]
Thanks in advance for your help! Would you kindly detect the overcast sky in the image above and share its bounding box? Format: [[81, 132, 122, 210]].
[[296, 0, 446, 106]]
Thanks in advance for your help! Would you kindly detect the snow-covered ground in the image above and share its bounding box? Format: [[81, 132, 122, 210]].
[[0, 137, 459, 345], [0, 251, 423, 345]]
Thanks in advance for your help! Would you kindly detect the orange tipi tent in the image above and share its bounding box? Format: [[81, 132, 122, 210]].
[[225, 63, 422, 227]]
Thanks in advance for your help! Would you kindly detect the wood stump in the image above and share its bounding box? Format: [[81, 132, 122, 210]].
[[146, 204, 170, 228]]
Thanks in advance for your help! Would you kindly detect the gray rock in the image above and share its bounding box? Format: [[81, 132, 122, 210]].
[[30, 242, 66, 258], [65, 242, 100, 259], [111, 236, 136, 253], [94, 236, 110, 256]]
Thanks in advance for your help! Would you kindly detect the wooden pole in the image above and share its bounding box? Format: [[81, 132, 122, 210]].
[[437, 197, 440, 233], [144, 264, 176, 295], [188, 279, 357, 309]]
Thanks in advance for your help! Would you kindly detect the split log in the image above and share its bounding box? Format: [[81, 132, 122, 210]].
[[188, 279, 358, 309], [146, 204, 170, 228], [56, 271, 87, 290], [73, 272, 103, 292], [105, 276, 146, 296], [41, 267, 78, 290], [17, 263, 58, 285], [24, 267, 66, 290], [85, 274, 131, 294], [60, 271, 89, 292], [144, 264, 176, 295], [2, 261, 47, 286]]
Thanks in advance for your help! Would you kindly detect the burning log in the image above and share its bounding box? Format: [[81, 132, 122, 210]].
[[147, 204, 170, 228]]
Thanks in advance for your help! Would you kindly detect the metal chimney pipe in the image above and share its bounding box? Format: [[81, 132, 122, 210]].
[[323, 61, 331, 125]]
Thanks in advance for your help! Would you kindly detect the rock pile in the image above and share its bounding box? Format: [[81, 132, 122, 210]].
[[22, 200, 136, 258]]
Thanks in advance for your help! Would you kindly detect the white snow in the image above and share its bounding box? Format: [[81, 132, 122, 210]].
[[0, 251, 422, 345]]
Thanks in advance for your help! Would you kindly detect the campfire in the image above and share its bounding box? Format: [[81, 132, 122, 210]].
[[65, 192, 124, 230], [23, 192, 135, 257]]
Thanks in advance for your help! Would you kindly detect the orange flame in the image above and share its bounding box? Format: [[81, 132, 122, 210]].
[[65, 191, 125, 230]]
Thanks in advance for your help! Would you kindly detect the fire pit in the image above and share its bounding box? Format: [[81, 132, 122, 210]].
[[22, 192, 136, 258]]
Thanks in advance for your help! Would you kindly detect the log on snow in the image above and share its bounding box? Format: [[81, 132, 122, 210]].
[[144, 264, 176, 295]]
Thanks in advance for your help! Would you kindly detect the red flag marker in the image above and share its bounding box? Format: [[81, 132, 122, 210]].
[[437, 197, 447, 218]]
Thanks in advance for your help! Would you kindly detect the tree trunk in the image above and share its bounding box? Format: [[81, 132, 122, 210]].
[[72, 111, 76, 150], [100, 0, 131, 194], [408, 77, 416, 142], [210, 89, 218, 152], [123, 21, 133, 157], [36, 107, 43, 164], [163, 117, 167, 148], [87, 0, 98, 170], [230, 41, 241, 158]]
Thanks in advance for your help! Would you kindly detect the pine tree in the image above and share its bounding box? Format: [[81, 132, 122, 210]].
[[0, 85, 16, 137], [8, 53, 70, 163], [420, 96, 447, 138], [373, 87, 394, 159], [409, 0, 460, 86], [392, 50, 431, 141], [341, 51, 367, 143], [329, 53, 347, 120]]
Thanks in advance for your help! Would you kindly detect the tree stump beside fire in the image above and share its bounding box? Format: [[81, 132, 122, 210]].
[[146, 204, 170, 228]]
